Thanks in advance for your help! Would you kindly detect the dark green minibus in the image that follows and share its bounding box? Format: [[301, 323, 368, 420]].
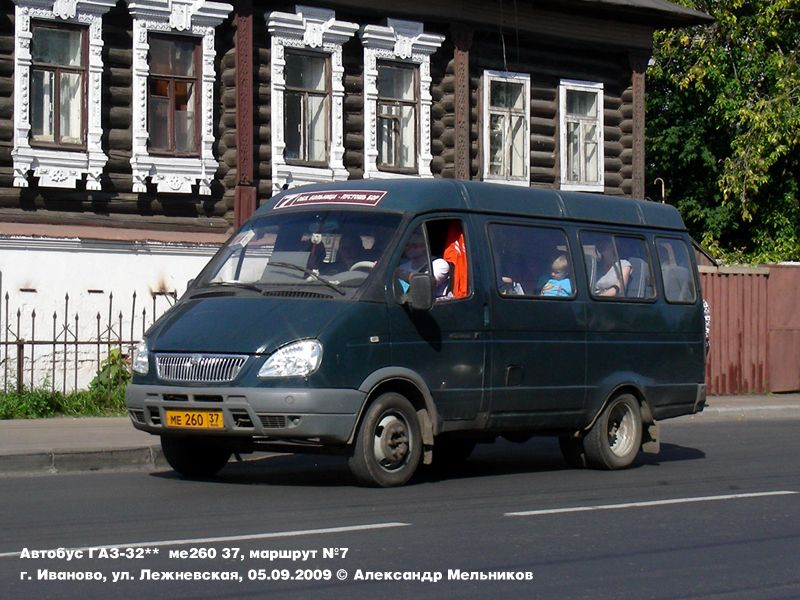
[[126, 180, 706, 486]]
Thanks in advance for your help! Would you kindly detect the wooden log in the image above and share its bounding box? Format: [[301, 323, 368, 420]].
[[106, 87, 132, 106], [531, 150, 556, 167], [222, 88, 236, 109], [108, 106, 131, 130], [530, 117, 556, 136], [344, 133, 364, 148], [108, 129, 132, 150]]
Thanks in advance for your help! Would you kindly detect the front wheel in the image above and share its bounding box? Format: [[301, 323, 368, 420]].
[[348, 393, 422, 487], [160, 436, 231, 478], [583, 394, 642, 470]]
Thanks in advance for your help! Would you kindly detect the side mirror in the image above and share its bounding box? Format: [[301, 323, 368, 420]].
[[407, 273, 434, 312]]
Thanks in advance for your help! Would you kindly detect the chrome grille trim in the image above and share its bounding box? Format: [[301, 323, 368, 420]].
[[155, 353, 248, 383]]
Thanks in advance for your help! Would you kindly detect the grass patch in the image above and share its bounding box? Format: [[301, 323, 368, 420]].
[[0, 349, 129, 419]]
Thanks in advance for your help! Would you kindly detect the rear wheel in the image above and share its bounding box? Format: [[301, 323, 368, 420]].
[[348, 393, 422, 487], [584, 394, 642, 469], [160, 436, 231, 478]]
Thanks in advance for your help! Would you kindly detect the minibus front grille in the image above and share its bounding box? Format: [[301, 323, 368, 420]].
[[155, 354, 248, 384]]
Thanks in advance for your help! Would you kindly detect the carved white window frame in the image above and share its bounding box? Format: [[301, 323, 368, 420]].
[[360, 19, 443, 180], [11, 0, 116, 190], [559, 79, 604, 192], [127, 1, 232, 195], [267, 6, 357, 194], [482, 70, 531, 187]]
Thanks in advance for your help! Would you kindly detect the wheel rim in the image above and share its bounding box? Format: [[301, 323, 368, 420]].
[[606, 401, 636, 457], [372, 411, 411, 472]]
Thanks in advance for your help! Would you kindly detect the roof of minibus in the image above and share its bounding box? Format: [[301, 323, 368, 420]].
[[256, 179, 687, 231]]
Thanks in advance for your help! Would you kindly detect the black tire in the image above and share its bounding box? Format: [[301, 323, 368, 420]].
[[558, 433, 587, 469], [348, 392, 422, 487], [160, 436, 231, 478], [584, 394, 643, 470]]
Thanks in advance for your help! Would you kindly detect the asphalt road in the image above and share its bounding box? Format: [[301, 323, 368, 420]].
[[1, 416, 799, 599]]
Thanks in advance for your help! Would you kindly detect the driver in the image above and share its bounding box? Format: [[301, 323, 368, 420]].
[[323, 232, 365, 273]]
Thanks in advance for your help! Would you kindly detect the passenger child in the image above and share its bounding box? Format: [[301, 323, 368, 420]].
[[540, 255, 573, 297]]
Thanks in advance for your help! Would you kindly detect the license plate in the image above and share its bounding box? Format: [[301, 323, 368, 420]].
[[164, 409, 224, 430]]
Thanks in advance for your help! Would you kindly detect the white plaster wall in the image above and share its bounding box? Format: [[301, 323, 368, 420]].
[[0, 236, 220, 391]]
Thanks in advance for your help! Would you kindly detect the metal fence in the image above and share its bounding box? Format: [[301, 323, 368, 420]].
[[0, 289, 177, 394]]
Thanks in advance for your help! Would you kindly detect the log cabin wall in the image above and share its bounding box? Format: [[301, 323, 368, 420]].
[[470, 30, 634, 195], [0, 5, 16, 197], [0, 0, 688, 236], [253, 10, 272, 199]]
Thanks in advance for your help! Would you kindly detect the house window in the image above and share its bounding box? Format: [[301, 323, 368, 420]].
[[148, 36, 200, 155], [360, 19, 444, 180], [12, 1, 115, 190], [284, 51, 329, 164], [267, 7, 357, 192], [128, 2, 232, 195], [482, 71, 529, 185], [30, 24, 86, 148], [377, 62, 417, 171], [560, 80, 604, 191]]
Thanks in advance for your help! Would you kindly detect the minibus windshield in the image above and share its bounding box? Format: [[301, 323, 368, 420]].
[[196, 210, 401, 294]]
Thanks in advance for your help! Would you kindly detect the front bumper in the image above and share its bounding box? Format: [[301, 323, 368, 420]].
[[125, 384, 366, 445]]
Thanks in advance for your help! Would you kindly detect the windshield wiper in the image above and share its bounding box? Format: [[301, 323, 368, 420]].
[[266, 262, 346, 296]]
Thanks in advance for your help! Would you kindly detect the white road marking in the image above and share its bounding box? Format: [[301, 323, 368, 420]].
[[0, 522, 409, 559], [505, 490, 798, 517]]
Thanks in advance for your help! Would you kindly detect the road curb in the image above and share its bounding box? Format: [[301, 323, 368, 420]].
[[0, 446, 165, 476]]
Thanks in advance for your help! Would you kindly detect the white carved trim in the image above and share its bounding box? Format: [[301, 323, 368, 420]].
[[559, 79, 605, 192], [267, 6, 358, 193], [11, 0, 116, 189], [481, 70, 531, 187], [126, 1, 232, 194], [360, 19, 443, 180]]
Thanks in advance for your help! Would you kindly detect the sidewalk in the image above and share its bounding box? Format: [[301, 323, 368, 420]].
[[1, 394, 799, 476]]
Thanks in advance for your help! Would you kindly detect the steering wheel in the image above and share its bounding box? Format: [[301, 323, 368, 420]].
[[349, 260, 376, 272]]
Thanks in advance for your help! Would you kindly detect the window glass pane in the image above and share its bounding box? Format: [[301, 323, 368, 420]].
[[399, 105, 415, 168], [490, 80, 524, 111], [489, 224, 573, 298], [307, 94, 327, 162], [149, 37, 196, 77], [286, 53, 326, 91], [567, 90, 597, 117], [656, 238, 697, 303], [488, 113, 505, 176], [378, 64, 415, 101], [174, 81, 195, 152], [31, 69, 55, 142], [148, 95, 169, 150], [32, 28, 83, 67], [584, 124, 598, 183], [509, 115, 525, 178], [566, 121, 580, 182], [378, 105, 396, 166], [59, 72, 82, 144], [614, 236, 654, 299], [284, 92, 303, 160]]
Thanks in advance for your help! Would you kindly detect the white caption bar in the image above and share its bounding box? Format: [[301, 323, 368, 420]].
[[505, 490, 798, 517], [0, 522, 409, 559]]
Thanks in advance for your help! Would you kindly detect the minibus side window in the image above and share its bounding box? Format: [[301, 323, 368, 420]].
[[656, 237, 697, 303], [394, 219, 470, 302], [488, 224, 575, 298], [581, 232, 654, 300]]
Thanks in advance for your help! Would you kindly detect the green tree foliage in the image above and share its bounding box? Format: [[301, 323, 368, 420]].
[[646, 0, 800, 262]]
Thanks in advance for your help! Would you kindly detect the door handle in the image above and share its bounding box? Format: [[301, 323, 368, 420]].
[[449, 332, 480, 340]]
